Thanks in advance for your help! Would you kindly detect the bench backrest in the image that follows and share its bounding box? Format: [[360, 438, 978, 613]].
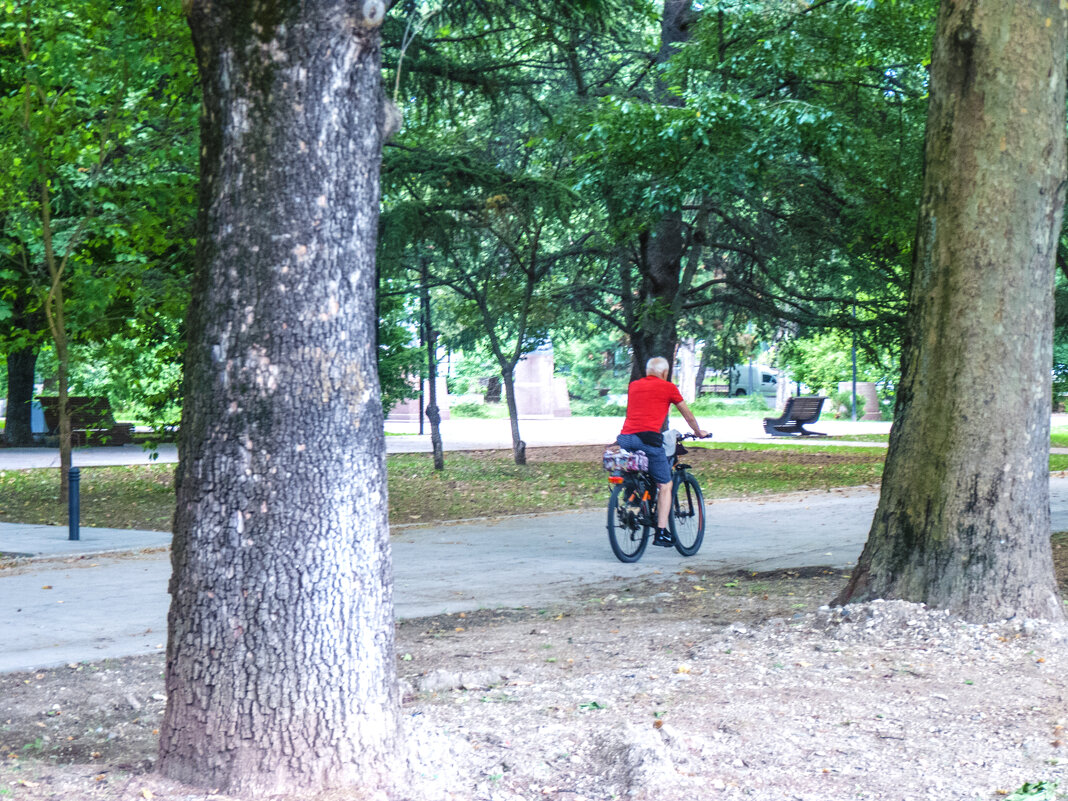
[[37, 395, 117, 432], [781, 396, 824, 423]]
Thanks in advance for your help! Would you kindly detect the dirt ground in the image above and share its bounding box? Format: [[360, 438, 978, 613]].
[[2, 557, 1068, 801]]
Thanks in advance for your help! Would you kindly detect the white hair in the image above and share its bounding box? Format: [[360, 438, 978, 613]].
[[645, 356, 670, 377]]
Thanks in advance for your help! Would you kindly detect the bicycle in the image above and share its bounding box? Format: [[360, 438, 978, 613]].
[[604, 432, 710, 563]]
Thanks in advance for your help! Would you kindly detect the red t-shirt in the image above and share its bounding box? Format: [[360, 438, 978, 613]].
[[620, 376, 683, 434]]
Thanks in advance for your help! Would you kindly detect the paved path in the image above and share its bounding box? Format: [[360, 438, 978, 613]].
[[0, 416, 894, 469], [4, 475, 1068, 673]]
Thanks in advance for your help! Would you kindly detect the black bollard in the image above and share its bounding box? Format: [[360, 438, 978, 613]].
[[68, 467, 80, 541]]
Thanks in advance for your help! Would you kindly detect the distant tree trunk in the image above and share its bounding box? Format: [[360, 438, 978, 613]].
[[4, 344, 37, 446], [676, 337, 697, 401], [420, 261, 444, 470], [501, 362, 526, 465], [39, 182, 71, 503], [694, 341, 713, 398], [159, 1, 399, 796], [835, 0, 1067, 622]]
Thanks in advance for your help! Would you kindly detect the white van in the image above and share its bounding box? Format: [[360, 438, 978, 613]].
[[729, 364, 779, 399]]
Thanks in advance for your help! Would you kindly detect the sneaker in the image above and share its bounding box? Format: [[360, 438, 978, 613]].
[[653, 528, 674, 546]]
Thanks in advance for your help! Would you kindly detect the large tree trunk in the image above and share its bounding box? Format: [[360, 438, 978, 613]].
[[159, 1, 399, 795], [633, 216, 684, 379], [4, 344, 37, 446], [835, 0, 1066, 622], [630, 0, 693, 381]]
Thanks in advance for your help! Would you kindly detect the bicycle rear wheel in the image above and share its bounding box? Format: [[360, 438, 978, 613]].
[[670, 473, 705, 556], [607, 482, 649, 562]]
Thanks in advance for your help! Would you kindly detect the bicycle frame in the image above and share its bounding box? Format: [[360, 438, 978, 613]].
[[609, 448, 693, 528]]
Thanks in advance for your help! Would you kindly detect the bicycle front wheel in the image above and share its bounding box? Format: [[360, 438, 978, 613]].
[[670, 473, 705, 556], [607, 482, 649, 563]]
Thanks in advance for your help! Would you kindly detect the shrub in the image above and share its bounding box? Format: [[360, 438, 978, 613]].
[[451, 402, 491, 418], [571, 399, 628, 417], [829, 390, 866, 419]]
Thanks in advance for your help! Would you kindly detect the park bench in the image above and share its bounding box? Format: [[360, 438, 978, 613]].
[[37, 395, 134, 447], [762, 396, 827, 437]]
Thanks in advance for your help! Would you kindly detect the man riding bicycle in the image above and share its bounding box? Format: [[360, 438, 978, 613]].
[[617, 356, 709, 546]]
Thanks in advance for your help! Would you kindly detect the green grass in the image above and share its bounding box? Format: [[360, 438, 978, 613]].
[[450, 402, 510, 419], [1053, 425, 1068, 448], [692, 440, 888, 456], [687, 395, 772, 418], [839, 430, 1068, 449], [2, 448, 1066, 531], [0, 464, 175, 530], [833, 434, 890, 443]]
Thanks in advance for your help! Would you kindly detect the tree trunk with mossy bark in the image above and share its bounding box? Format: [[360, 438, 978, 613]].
[[158, 0, 399, 795], [835, 0, 1067, 622]]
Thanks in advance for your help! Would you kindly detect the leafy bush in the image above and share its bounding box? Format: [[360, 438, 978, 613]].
[[688, 394, 770, 417], [829, 390, 866, 419], [570, 399, 628, 417], [454, 401, 495, 420]]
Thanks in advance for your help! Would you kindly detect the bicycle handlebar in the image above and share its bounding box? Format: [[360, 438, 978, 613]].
[[679, 432, 713, 441]]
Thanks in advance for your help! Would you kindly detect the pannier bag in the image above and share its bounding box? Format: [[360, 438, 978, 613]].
[[602, 447, 649, 473]]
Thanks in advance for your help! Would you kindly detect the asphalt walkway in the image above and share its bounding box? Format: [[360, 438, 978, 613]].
[[0, 415, 895, 469], [5, 475, 1068, 673]]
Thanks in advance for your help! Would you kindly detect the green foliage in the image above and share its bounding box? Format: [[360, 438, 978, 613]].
[[569, 398, 627, 417], [1004, 782, 1061, 801], [554, 332, 631, 402], [566, 0, 933, 358], [776, 331, 896, 397], [376, 290, 421, 414], [829, 390, 866, 420], [450, 401, 492, 418], [1, 0, 197, 425], [688, 394, 769, 418]]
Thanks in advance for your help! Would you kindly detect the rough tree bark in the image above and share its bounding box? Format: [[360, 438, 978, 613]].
[[835, 0, 1067, 622], [158, 0, 399, 795]]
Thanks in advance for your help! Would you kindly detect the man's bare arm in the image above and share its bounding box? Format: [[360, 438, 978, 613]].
[[674, 401, 709, 438]]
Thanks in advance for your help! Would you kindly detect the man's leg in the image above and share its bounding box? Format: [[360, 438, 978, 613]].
[[657, 482, 672, 530]]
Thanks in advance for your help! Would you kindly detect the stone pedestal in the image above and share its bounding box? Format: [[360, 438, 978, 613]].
[[387, 377, 451, 423], [514, 347, 571, 417], [837, 381, 881, 420]]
